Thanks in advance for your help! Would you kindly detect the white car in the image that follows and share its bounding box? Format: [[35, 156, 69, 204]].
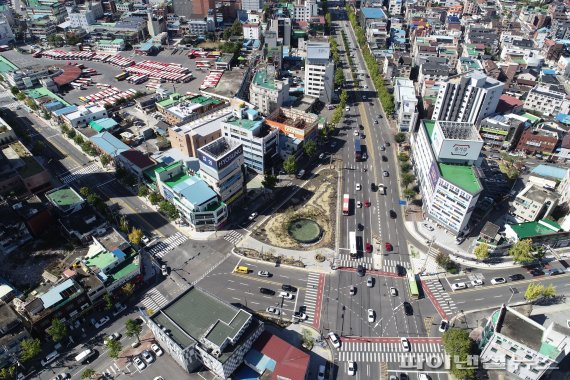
[[353, 130, 359, 136], [367, 309, 375, 323], [491, 277, 506, 285], [439, 319, 449, 333], [141, 235, 151, 245], [266, 307, 280, 315], [356, 201, 362, 208], [389, 287, 398, 297], [319, 153, 325, 159], [471, 279, 484, 286], [150, 344, 163, 357], [293, 312, 307, 320], [345, 107, 350, 111], [104, 332, 121, 344], [257, 270, 271, 277], [451, 282, 467, 290], [141, 350, 154, 364], [400, 337, 410, 352], [248, 212, 258, 221], [92, 316, 110, 329], [278, 291, 294, 300], [133, 356, 146, 371], [347, 360, 356, 376], [356, 183, 361, 191], [161, 265, 168, 276], [328, 332, 341, 348], [112, 303, 127, 316]]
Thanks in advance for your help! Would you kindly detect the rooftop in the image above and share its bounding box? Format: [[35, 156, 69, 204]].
[[253, 69, 277, 91], [530, 164, 568, 180], [438, 121, 483, 141], [224, 114, 263, 130], [495, 307, 544, 352], [172, 108, 231, 136], [45, 187, 84, 208], [438, 163, 482, 193], [362, 7, 387, 19], [200, 136, 240, 159], [25, 87, 70, 106], [508, 219, 561, 240]]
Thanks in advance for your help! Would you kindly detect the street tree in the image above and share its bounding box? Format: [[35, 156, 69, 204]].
[[262, 173, 278, 190], [339, 90, 348, 105], [508, 239, 534, 263], [334, 68, 344, 88], [283, 155, 297, 175], [474, 243, 490, 261], [48, 318, 68, 343], [119, 215, 129, 233], [100, 154, 112, 166], [19, 338, 41, 362], [303, 140, 317, 157], [159, 200, 178, 219], [0, 366, 16, 379], [442, 328, 476, 379], [16, 92, 25, 101], [435, 252, 451, 269], [80, 187, 92, 198], [543, 284, 556, 298], [105, 339, 122, 359], [121, 282, 135, 297], [10, 86, 19, 95], [403, 188, 416, 201], [125, 319, 143, 343], [81, 369, 95, 380], [103, 293, 113, 311], [128, 227, 143, 245], [394, 132, 406, 144], [400, 162, 411, 173], [138, 185, 149, 197], [148, 192, 161, 205], [401, 173, 415, 188], [525, 283, 544, 301]]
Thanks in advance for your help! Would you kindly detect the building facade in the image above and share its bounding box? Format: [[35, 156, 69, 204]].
[[394, 78, 418, 132], [304, 41, 334, 104], [511, 184, 558, 223], [249, 68, 289, 116], [478, 114, 527, 150], [524, 85, 570, 117]]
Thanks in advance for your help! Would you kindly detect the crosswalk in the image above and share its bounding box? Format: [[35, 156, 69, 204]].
[[337, 341, 444, 363], [335, 253, 374, 270], [424, 279, 457, 314], [140, 288, 169, 310], [224, 230, 244, 245], [303, 272, 321, 325], [59, 162, 101, 184], [102, 363, 122, 377], [147, 232, 188, 258], [383, 259, 411, 273]]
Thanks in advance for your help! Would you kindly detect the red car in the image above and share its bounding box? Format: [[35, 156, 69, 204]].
[[365, 243, 373, 253], [385, 242, 393, 252], [364, 200, 371, 207]]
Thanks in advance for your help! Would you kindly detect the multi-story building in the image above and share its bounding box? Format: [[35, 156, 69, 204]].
[[269, 18, 291, 47], [242, 22, 260, 40], [221, 105, 279, 173], [197, 137, 246, 209], [389, 0, 402, 15], [45, 186, 86, 215], [394, 78, 418, 132], [162, 95, 226, 125], [0, 141, 51, 196], [359, 7, 387, 29], [66, 1, 103, 29], [511, 184, 558, 223], [418, 61, 450, 85], [0, 303, 30, 372], [148, 286, 264, 378], [432, 70, 504, 124], [304, 41, 334, 104], [0, 15, 14, 45], [293, 0, 318, 21], [249, 68, 289, 116], [266, 107, 319, 160], [172, 0, 214, 18], [25, 0, 68, 23], [411, 120, 483, 235], [524, 85, 570, 117], [0, 200, 33, 255], [241, 0, 263, 11], [478, 114, 527, 150], [96, 38, 126, 53], [516, 125, 560, 156], [479, 304, 570, 380], [155, 161, 228, 231], [61, 104, 108, 129]]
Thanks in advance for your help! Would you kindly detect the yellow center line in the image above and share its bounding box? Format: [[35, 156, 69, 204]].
[[232, 273, 306, 290]]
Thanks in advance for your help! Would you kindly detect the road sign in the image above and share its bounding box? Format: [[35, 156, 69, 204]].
[[399, 200, 407, 206]]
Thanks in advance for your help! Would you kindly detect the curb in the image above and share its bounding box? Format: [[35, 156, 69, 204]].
[[231, 247, 333, 274]]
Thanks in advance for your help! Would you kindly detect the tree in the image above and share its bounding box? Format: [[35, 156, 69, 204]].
[[103, 293, 113, 311], [125, 319, 143, 343], [149, 192, 161, 205], [10, 86, 19, 95], [394, 132, 406, 144], [474, 243, 490, 261], [122, 282, 135, 297], [25, 98, 37, 110], [543, 284, 556, 298], [400, 162, 411, 173], [16, 92, 25, 101], [339, 90, 349, 105], [19, 338, 41, 362], [499, 161, 519, 180], [138, 185, 149, 197], [435, 252, 451, 269], [303, 140, 317, 157], [81, 369, 95, 380], [119, 215, 129, 233], [397, 153, 409, 162], [334, 68, 345, 88], [128, 227, 144, 245], [283, 155, 297, 175], [80, 187, 92, 198], [0, 366, 16, 379], [525, 283, 544, 301], [442, 328, 477, 379], [100, 154, 112, 166], [262, 173, 278, 190], [105, 339, 122, 359], [403, 188, 416, 200], [508, 239, 534, 263], [301, 328, 314, 350], [48, 318, 68, 342], [401, 173, 415, 188], [159, 200, 178, 219]]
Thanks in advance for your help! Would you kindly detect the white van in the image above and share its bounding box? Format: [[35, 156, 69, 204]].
[[75, 349, 94, 363], [40, 350, 60, 366], [296, 169, 305, 179]]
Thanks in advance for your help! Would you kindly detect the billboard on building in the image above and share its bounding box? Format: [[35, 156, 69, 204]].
[[198, 144, 243, 172], [428, 161, 440, 191], [436, 140, 483, 161]]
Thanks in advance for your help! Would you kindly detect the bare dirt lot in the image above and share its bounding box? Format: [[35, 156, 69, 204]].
[[254, 169, 337, 250]]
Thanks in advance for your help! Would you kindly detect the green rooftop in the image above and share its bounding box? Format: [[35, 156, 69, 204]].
[[152, 287, 255, 362], [509, 219, 561, 239], [46, 187, 83, 207], [155, 161, 182, 174], [522, 112, 540, 123], [85, 250, 119, 270], [108, 257, 139, 283], [253, 69, 277, 90], [0, 55, 18, 73], [25, 87, 70, 106], [225, 115, 263, 130], [438, 163, 481, 193], [164, 172, 190, 188], [157, 93, 185, 108]]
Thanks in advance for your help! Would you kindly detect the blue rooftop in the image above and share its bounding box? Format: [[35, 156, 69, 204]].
[[448, 16, 460, 23], [556, 113, 570, 125], [531, 164, 568, 179], [362, 7, 387, 19], [89, 131, 130, 157], [53, 105, 78, 116], [244, 349, 276, 375], [40, 279, 76, 309], [171, 176, 217, 206], [542, 69, 556, 75]]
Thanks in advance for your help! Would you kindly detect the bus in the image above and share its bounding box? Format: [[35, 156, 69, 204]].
[[354, 139, 362, 161], [342, 194, 350, 215], [349, 231, 357, 258], [115, 72, 128, 81], [408, 273, 420, 299]]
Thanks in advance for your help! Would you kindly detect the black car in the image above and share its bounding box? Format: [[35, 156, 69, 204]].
[[399, 374, 408, 380], [403, 302, 413, 316], [396, 264, 406, 276], [357, 264, 365, 277], [389, 210, 397, 219], [508, 274, 525, 281], [260, 288, 275, 295], [530, 269, 545, 276], [382, 155, 388, 162], [371, 183, 376, 191], [358, 223, 364, 231], [282, 284, 297, 292], [385, 142, 391, 147]]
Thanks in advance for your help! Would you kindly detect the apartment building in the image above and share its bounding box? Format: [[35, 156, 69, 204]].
[[249, 68, 289, 116], [293, 0, 318, 21], [478, 114, 527, 150], [394, 78, 418, 132], [524, 85, 570, 117], [511, 184, 558, 223], [304, 41, 334, 104]]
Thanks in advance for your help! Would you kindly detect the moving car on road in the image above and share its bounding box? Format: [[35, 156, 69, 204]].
[[161, 265, 168, 276], [282, 284, 297, 292], [266, 307, 280, 315], [293, 312, 307, 320], [390, 287, 398, 296], [260, 288, 275, 295], [278, 291, 294, 300], [400, 337, 410, 352], [366, 276, 374, 287], [328, 332, 341, 348], [257, 270, 271, 277], [367, 309, 375, 323], [439, 319, 449, 332], [248, 212, 258, 221], [491, 277, 507, 285], [356, 183, 361, 191], [403, 302, 413, 316], [348, 361, 356, 376], [350, 285, 356, 295], [508, 274, 525, 281], [357, 265, 365, 277], [385, 242, 393, 252], [365, 243, 372, 253]]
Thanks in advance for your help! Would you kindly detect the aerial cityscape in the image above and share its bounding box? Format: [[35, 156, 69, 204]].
[[0, 0, 569, 379]]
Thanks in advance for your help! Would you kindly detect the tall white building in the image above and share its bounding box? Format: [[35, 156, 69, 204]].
[[241, 0, 264, 11], [249, 68, 289, 115], [66, 1, 103, 29], [304, 41, 334, 104], [389, 0, 402, 15], [242, 22, 261, 40], [269, 18, 291, 47], [411, 120, 483, 235], [394, 78, 418, 132], [432, 70, 504, 124], [293, 0, 318, 21], [0, 15, 14, 45], [524, 84, 570, 117]]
